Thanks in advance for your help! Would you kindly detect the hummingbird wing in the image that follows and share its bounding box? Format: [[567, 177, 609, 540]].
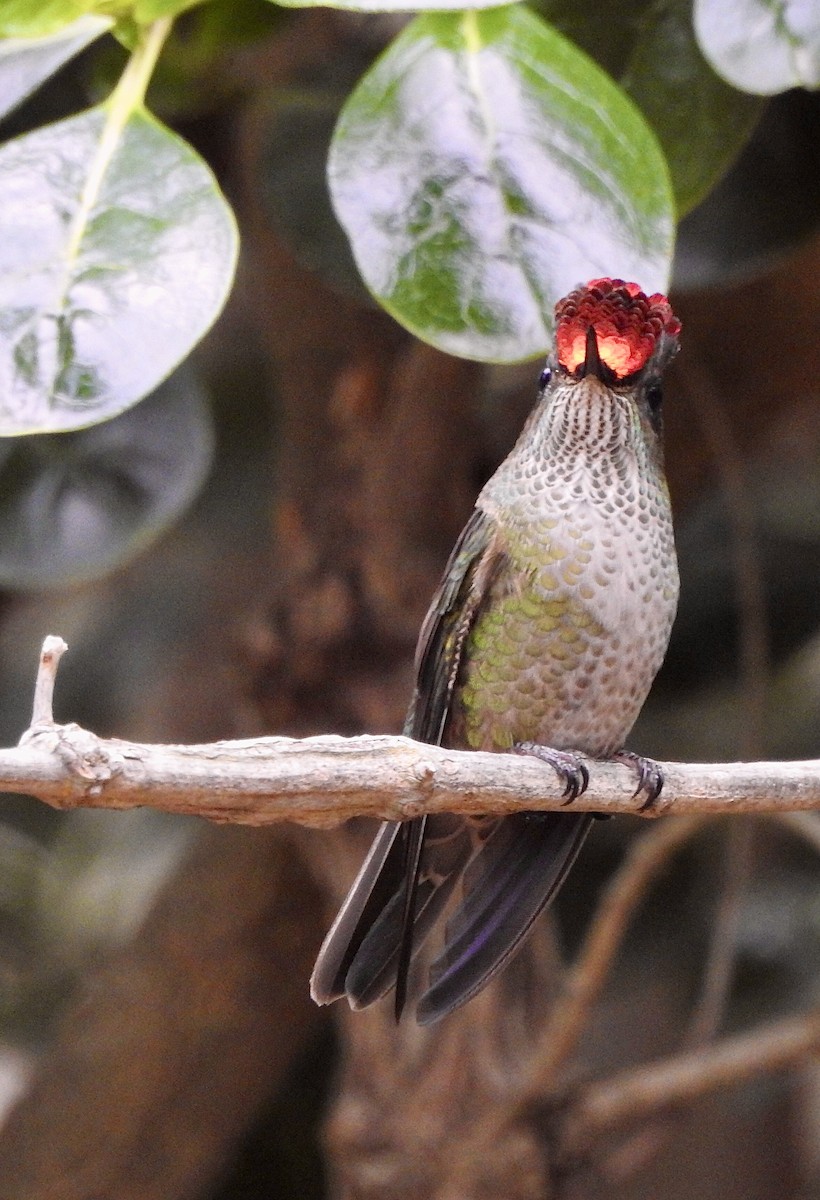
[[401, 508, 593, 1022], [311, 505, 593, 1022], [409, 506, 504, 744], [310, 509, 499, 1011]]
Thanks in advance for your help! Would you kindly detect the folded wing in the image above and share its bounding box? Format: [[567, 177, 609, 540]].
[[310, 507, 592, 1022]]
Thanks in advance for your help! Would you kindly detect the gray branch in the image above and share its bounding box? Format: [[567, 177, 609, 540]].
[[1, 638, 818, 826]]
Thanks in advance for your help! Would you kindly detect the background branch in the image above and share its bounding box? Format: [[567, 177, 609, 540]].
[[561, 1008, 820, 1158]]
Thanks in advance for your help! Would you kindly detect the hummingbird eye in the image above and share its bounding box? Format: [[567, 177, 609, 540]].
[[538, 366, 552, 390], [644, 381, 664, 433], [646, 382, 663, 413]]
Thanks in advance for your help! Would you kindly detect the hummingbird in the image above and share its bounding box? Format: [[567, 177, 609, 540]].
[[311, 278, 681, 1025]]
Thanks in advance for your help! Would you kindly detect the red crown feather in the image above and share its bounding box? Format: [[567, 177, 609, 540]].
[[555, 278, 681, 380]]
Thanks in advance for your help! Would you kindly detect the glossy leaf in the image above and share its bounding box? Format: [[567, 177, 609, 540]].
[[694, 0, 820, 94], [329, 7, 675, 362], [0, 15, 112, 121], [0, 0, 93, 39], [0, 105, 238, 435], [622, 0, 763, 215], [0, 368, 213, 588]]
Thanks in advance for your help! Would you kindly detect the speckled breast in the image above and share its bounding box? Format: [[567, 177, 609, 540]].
[[447, 387, 679, 759]]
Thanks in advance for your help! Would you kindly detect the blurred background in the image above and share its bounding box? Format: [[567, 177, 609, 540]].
[[0, 3, 818, 1197]]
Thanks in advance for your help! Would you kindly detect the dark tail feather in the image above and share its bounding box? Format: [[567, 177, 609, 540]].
[[311, 812, 588, 1022], [310, 821, 403, 1004], [416, 812, 593, 1025], [311, 816, 473, 1011], [394, 816, 428, 1021], [343, 815, 471, 1008]]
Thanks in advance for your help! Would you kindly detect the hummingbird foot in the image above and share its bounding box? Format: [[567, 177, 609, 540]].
[[610, 750, 664, 810], [513, 743, 590, 804]]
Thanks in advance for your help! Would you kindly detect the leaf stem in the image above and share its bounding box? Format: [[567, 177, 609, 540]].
[[62, 17, 172, 271]]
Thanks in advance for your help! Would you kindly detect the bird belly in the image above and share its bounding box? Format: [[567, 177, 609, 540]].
[[448, 553, 676, 759]]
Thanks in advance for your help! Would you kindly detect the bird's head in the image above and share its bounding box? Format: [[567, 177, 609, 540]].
[[536, 278, 682, 465], [553, 278, 680, 385]]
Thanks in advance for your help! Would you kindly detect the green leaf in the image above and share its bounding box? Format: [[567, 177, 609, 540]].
[[622, 0, 763, 215], [0, 0, 94, 38], [0, 15, 113, 121], [694, 0, 820, 94], [0, 105, 238, 435], [329, 7, 675, 363], [0, 367, 213, 588]]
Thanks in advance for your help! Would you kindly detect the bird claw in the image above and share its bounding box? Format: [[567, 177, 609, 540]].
[[610, 750, 664, 811], [514, 743, 590, 804]]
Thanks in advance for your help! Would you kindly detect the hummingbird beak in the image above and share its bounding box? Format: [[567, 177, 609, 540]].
[[579, 325, 604, 380]]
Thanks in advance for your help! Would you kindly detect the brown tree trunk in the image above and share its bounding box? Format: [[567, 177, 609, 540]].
[[0, 826, 326, 1200]]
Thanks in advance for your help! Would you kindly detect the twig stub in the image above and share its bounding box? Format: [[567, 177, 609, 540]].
[[29, 636, 69, 729]]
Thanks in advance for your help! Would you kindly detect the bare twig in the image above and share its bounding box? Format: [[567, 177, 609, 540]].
[[606, 821, 756, 1182], [435, 817, 709, 1194], [30, 635, 67, 726], [683, 354, 767, 1051], [527, 817, 710, 1084], [4, 722, 820, 824], [442, 808, 820, 1195], [561, 1007, 820, 1156], [1, 640, 818, 827], [684, 821, 755, 1049]]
